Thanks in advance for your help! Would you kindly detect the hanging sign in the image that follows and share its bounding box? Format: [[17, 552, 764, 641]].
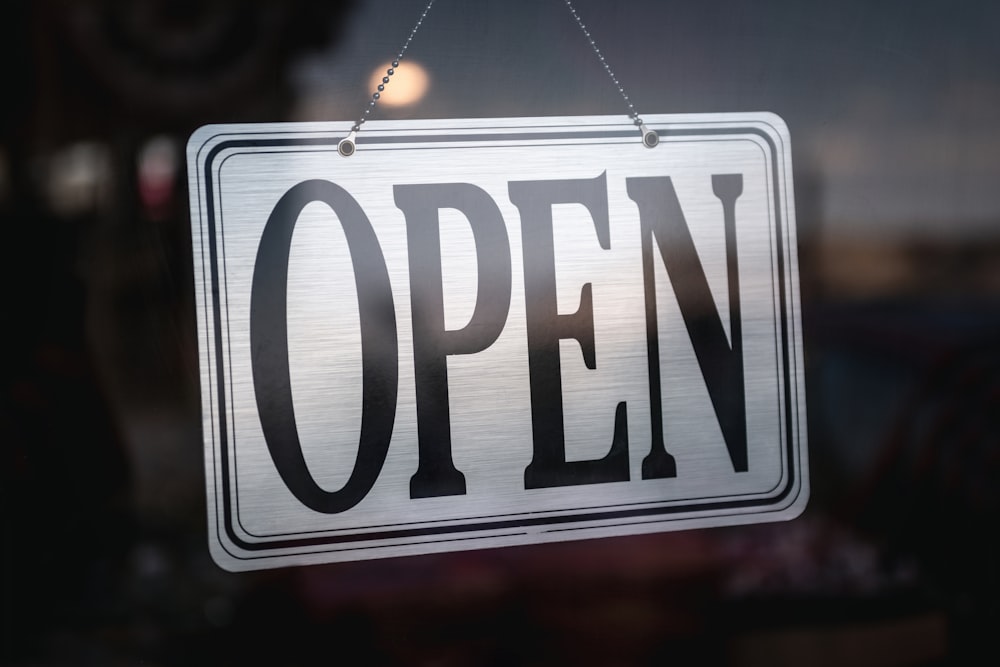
[[187, 113, 808, 571]]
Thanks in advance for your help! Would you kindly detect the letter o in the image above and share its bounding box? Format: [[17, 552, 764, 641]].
[[250, 179, 397, 513]]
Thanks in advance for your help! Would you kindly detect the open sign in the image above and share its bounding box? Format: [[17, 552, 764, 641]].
[[187, 114, 808, 571]]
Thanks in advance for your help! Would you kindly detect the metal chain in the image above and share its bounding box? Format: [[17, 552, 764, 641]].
[[339, 0, 656, 156], [562, 0, 658, 147], [339, 0, 437, 156]]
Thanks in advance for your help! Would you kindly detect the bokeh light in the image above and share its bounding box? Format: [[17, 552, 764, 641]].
[[367, 60, 429, 108]]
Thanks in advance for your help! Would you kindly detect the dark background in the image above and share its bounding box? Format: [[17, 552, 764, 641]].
[[3, 1, 998, 664]]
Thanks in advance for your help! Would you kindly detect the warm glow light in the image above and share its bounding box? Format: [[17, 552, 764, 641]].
[[368, 61, 430, 108]]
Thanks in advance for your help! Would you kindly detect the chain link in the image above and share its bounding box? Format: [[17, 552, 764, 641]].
[[353, 0, 436, 133], [340, 0, 655, 156], [563, 0, 657, 146], [340, 0, 436, 156]]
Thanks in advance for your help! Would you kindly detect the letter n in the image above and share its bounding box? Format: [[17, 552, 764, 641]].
[[627, 174, 748, 476]]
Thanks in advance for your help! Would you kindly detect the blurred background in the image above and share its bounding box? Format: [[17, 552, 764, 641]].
[[2, 0, 998, 664]]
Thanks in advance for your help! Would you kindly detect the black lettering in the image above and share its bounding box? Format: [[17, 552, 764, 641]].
[[627, 174, 747, 475], [250, 180, 397, 513], [510, 172, 630, 489], [394, 183, 512, 498]]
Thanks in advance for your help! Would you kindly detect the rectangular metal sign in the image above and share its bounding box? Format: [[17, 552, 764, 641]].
[[187, 113, 808, 571]]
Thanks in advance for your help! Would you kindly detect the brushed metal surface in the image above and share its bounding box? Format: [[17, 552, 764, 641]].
[[187, 113, 808, 571]]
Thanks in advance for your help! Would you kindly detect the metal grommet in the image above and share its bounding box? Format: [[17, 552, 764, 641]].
[[640, 124, 659, 148], [338, 131, 357, 157], [338, 139, 355, 157]]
